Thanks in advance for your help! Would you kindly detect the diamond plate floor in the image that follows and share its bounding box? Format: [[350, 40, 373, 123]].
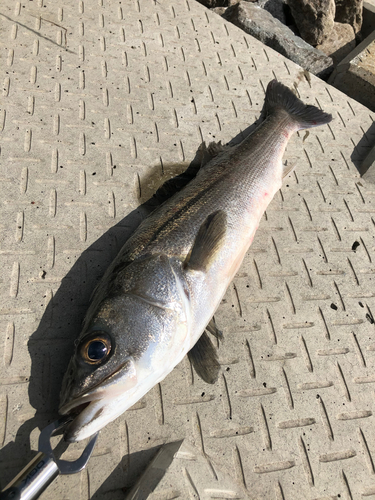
[[1, 1, 375, 499]]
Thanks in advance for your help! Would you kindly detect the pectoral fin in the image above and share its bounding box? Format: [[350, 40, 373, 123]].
[[185, 210, 227, 272], [188, 331, 220, 384]]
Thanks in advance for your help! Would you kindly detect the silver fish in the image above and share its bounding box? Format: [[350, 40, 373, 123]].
[[59, 80, 332, 442]]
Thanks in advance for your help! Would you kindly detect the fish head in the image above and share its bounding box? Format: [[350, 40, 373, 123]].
[[59, 262, 190, 442], [60, 328, 136, 404], [59, 315, 140, 442]]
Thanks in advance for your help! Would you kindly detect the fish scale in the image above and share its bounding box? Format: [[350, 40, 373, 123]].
[[59, 80, 332, 442], [120, 115, 296, 262]]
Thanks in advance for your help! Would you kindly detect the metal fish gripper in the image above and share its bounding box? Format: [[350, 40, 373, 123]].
[[0, 416, 98, 500]]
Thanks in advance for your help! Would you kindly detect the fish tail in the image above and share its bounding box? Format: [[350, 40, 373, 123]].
[[265, 79, 332, 130]]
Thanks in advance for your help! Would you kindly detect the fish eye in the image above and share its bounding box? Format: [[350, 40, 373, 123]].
[[79, 332, 112, 364], [88, 340, 107, 360]]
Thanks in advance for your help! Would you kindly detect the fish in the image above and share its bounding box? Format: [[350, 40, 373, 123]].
[[59, 80, 332, 442]]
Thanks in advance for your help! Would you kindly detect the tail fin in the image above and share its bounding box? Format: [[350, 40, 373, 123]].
[[265, 80, 332, 130]]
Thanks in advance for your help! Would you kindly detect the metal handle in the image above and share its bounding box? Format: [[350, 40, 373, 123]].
[[0, 452, 58, 500]]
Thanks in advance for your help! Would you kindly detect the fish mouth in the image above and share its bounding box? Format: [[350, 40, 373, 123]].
[[59, 358, 137, 442], [60, 361, 127, 413], [61, 399, 108, 442]]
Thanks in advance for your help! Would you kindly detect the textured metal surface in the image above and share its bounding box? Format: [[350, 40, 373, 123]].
[[1, 0, 375, 499], [126, 439, 251, 499]]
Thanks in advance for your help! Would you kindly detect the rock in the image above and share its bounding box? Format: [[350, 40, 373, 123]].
[[257, 0, 287, 24], [212, 6, 228, 14], [287, 0, 336, 45], [335, 0, 363, 33], [212, 0, 286, 19], [223, 2, 333, 77], [316, 22, 356, 65]]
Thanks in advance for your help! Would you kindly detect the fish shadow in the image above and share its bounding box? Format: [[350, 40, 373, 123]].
[[0, 206, 148, 488], [350, 120, 375, 176], [0, 121, 261, 490]]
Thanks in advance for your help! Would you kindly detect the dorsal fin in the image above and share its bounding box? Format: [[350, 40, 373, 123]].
[[200, 141, 230, 168]]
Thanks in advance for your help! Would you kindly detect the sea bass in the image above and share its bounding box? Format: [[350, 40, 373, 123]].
[[59, 80, 332, 442]]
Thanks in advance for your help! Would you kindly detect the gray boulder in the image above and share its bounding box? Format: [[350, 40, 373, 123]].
[[223, 2, 333, 78], [287, 0, 336, 45], [257, 0, 287, 24]]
